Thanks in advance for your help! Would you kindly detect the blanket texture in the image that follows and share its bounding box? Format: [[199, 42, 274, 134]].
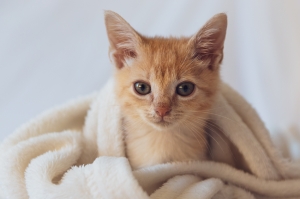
[[0, 79, 300, 199]]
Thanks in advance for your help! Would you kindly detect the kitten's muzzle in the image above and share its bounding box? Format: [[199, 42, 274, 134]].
[[155, 107, 171, 117]]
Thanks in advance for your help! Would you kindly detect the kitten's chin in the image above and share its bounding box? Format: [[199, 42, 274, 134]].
[[146, 117, 176, 130]]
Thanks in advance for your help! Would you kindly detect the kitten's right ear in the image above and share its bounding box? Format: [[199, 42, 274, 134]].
[[104, 10, 142, 69]]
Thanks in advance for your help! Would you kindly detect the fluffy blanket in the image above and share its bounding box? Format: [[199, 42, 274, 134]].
[[1, 79, 300, 199]]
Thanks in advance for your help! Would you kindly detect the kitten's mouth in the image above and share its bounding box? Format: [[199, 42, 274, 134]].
[[155, 121, 172, 128], [153, 117, 172, 127], [144, 114, 176, 128]]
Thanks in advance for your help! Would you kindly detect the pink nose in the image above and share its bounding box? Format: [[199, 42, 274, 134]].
[[155, 107, 171, 117]]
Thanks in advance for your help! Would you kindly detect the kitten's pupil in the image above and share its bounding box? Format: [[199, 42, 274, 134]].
[[140, 84, 145, 91], [183, 85, 188, 92]]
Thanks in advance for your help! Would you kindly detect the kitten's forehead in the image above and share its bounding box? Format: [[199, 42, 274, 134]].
[[141, 37, 195, 82]]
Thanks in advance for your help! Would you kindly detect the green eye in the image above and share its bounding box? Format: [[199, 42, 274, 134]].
[[176, 82, 195, 96], [134, 82, 151, 95]]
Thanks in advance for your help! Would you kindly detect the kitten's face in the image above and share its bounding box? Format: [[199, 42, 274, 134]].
[[105, 11, 227, 130], [114, 38, 220, 130]]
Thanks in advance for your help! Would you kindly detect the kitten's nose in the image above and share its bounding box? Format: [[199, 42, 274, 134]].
[[155, 107, 171, 117]]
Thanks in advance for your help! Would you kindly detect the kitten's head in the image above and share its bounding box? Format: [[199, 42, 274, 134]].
[[105, 11, 227, 130]]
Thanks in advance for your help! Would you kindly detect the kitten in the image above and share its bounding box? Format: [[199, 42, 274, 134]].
[[104, 11, 227, 169]]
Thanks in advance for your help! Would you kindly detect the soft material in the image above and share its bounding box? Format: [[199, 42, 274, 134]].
[[0, 79, 300, 199]]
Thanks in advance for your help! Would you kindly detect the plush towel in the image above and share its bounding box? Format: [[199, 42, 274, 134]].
[[0, 79, 300, 199]]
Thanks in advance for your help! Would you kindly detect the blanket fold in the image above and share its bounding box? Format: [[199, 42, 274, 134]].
[[0, 80, 299, 199]]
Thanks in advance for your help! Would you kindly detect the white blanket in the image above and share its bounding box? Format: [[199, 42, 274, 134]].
[[1, 79, 300, 199]]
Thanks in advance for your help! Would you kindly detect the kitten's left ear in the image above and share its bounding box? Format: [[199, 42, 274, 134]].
[[191, 13, 227, 69], [105, 10, 142, 69]]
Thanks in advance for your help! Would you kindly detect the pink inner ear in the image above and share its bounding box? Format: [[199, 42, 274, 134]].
[[125, 50, 137, 59], [111, 49, 137, 69]]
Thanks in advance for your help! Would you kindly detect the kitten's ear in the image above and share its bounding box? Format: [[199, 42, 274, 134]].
[[104, 10, 142, 69], [190, 13, 227, 70]]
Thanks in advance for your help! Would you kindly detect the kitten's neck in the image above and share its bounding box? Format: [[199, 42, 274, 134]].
[[124, 117, 208, 170]]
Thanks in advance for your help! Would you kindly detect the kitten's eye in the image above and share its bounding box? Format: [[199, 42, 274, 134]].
[[176, 82, 195, 96], [134, 82, 151, 95]]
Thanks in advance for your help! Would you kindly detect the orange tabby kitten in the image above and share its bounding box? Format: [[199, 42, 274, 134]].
[[105, 11, 227, 169]]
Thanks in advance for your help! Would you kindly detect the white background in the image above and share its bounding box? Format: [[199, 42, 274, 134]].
[[1, 0, 300, 141]]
